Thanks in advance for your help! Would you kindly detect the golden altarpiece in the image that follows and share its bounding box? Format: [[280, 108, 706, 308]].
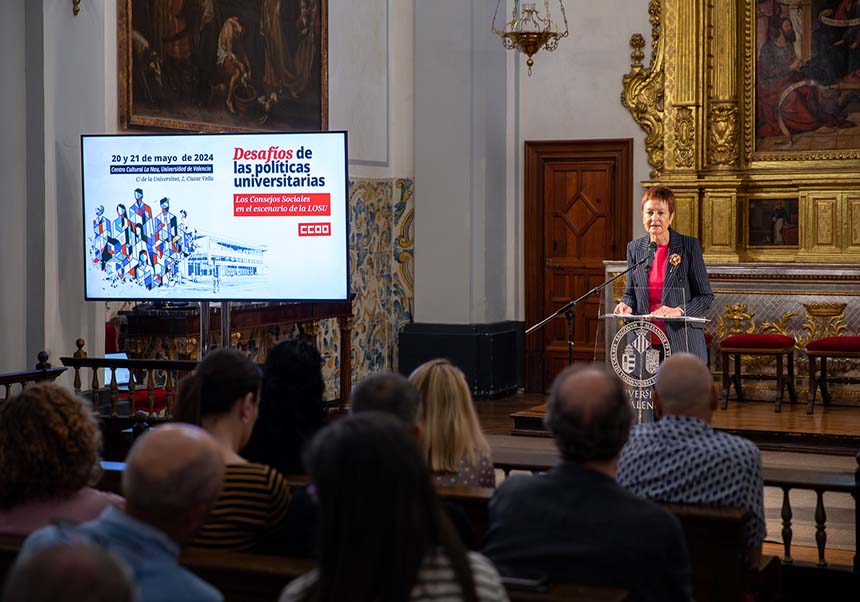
[[608, 0, 860, 404]]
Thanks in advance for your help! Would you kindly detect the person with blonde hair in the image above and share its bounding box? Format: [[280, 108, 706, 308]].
[[409, 359, 494, 488], [0, 383, 123, 536]]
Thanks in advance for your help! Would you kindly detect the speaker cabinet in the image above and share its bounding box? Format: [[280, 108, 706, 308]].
[[398, 321, 524, 399]]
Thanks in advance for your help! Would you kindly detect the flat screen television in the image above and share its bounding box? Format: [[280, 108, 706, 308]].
[[81, 131, 348, 302]]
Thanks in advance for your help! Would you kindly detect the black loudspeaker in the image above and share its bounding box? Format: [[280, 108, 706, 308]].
[[398, 321, 525, 399]]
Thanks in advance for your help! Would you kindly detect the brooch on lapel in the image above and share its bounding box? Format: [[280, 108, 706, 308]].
[[669, 253, 682, 274]]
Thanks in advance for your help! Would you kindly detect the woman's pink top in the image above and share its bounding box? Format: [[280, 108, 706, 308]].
[[648, 244, 670, 338], [0, 487, 125, 536]]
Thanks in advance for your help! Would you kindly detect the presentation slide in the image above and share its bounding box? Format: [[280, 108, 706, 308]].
[[81, 131, 348, 301]]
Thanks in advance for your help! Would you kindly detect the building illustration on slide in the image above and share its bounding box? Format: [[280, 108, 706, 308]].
[[89, 187, 267, 294]]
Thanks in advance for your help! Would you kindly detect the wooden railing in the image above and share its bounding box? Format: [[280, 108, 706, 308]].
[[0, 352, 66, 402], [765, 463, 860, 571], [60, 339, 196, 417], [492, 449, 860, 573]]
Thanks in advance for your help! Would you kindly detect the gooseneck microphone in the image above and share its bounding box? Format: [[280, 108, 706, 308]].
[[642, 241, 657, 272]]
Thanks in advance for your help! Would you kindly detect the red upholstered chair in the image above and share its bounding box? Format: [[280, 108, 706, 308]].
[[719, 333, 797, 413], [806, 336, 860, 414], [704, 332, 714, 366], [105, 321, 119, 354]]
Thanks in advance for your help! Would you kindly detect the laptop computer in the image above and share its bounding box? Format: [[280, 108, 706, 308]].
[[105, 352, 131, 388]]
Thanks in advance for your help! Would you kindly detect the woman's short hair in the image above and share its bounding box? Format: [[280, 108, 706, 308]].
[[0, 383, 102, 509], [409, 359, 489, 473], [641, 185, 676, 214], [173, 348, 261, 425]]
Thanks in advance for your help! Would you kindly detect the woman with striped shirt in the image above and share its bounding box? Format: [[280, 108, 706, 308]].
[[174, 348, 290, 553], [278, 412, 508, 602]]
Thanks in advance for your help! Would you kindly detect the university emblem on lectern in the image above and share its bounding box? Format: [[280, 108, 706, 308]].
[[609, 320, 671, 388]]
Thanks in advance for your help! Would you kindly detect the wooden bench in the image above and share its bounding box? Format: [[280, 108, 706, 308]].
[[180, 548, 627, 602], [434, 484, 773, 602], [95, 463, 763, 600], [1, 533, 625, 602]]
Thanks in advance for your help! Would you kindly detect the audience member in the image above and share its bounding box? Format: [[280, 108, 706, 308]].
[[174, 348, 291, 553], [0, 383, 123, 536], [350, 370, 478, 547], [482, 364, 691, 602], [241, 339, 326, 557], [349, 370, 421, 433], [278, 412, 509, 602], [618, 352, 766, 566], [21, 423, 225, 602], [409, 359, 494, 488], [242, 338, 326, 476], [3, 542, 135, 602]]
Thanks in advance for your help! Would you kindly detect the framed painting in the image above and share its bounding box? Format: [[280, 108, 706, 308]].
[[752, 0, 860, 159], [119, 0, 327, 132], [746, 197, 800, 247]]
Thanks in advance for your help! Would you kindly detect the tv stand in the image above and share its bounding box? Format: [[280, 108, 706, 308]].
[[120, 299, 354, 401]]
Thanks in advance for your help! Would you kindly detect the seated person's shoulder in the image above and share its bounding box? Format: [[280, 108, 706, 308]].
[[279, 570, 318, 602], [466, 551, 510, 601], [228, 462, 290, 491], [21, 522, 91, 555], [142, 567, 223, 602], [712, 431, 761, 465], [616, 489, 685, 536], [490, 472, 547, 506]]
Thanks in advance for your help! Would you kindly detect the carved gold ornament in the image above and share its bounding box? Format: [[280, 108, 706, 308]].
[[708, 103, 738, 166], [797, 303, 848, 348], [621, 1, 664, 177], [717, 303, 756, 340], [674, 106, 695, 168]]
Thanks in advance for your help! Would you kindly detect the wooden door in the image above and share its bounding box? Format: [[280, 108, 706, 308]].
[[524, 140, 632, 393]]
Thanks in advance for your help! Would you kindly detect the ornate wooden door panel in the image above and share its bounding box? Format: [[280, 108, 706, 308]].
[[525, 140, 632, 393]]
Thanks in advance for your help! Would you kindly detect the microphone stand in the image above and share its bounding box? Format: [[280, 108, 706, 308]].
[[526, 250, 654, 367]]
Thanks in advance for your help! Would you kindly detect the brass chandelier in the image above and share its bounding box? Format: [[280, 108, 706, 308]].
[[492, 1, 569, 75]]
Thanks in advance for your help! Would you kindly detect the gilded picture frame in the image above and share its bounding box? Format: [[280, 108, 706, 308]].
[[745, 196, 800, 248], [118, 0, 328, 133], [747, 0, 860, 162]]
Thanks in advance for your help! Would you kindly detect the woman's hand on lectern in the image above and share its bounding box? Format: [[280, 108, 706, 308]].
[[614, 301, 632, 315], [650, 305, 684, 317]]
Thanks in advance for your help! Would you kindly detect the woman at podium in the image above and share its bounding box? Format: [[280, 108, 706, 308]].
[[613, 186, 714, 362]]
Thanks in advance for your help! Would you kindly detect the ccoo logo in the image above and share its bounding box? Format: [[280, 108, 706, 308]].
[[298, 222, 331, 237]]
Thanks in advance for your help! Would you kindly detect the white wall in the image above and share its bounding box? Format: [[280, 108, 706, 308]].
[[3, 0, 653, 367], [0, 1, 29, 372], [412, 0, 652, 324], [330, 0, 414, 178], [34, 2, 114, 371], [413, 0, 507, 324], [2, 1, 409, 372], [512, 0, 652, 319]]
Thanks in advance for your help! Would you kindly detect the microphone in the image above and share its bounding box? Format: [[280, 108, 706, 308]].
[[642, 241, 657, 272]]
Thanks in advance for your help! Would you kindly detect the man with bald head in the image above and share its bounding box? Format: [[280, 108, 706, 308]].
[[483, 365, 691, 602], [618, 352, 765, 567], [22, 424, 225, 602]]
